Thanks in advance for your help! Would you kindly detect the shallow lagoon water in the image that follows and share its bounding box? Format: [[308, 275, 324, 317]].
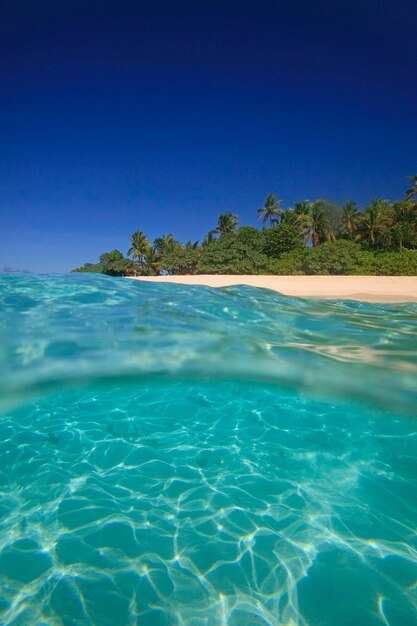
[[0, 274, 417, 625]]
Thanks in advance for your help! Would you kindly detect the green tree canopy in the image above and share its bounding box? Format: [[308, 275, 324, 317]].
[[302, 240, 374, 275], [99, 250, 136, 276], [71, 262, 103, 273], [72, 174, 417, 276], [163, 245, 201, 274], [262, 224, 303, 258], [197, 230, 267, 274]]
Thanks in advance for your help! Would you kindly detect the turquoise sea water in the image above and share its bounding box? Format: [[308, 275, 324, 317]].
[[1, 274, 417, 625]]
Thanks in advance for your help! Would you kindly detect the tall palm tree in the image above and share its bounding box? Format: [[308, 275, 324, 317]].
[[257, 193, 284, 226], [142, 248, 163, 276], [153, 234, 178, 256], [391, 200, 416, 226], [405, 175, 417, 201], [280, 208, 297, 226], [295, 200, 334, 247], [209, 212, 239, 238], [293, 201, 312, 242], [384, 201, 417, 248], [308, 201, 335, 246], [127, 230, 151, 274], [341, 200, 360, 239], [128, 230, 150, 262], [294, 200, 311, 215], [356, 199, 391, 247]]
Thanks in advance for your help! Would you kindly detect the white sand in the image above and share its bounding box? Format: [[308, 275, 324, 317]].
[[131, 275, 417, 302]]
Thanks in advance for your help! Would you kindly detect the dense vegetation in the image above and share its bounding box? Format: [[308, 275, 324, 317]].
[[72, 176, 417, 276]]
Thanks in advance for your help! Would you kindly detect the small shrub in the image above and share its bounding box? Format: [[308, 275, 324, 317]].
[[197, 233, 268, 274], [263, 224, 303, 258], [265, 250, 305, 275], [302, 240, 370, 275], [163, 248, 200, 274], [373, 249, 417, 275]]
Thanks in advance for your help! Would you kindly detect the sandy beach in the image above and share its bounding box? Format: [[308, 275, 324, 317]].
[[131, 275, 417, 302]]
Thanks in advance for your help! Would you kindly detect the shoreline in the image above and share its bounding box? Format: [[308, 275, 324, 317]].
[[130, 275, 417, 302]]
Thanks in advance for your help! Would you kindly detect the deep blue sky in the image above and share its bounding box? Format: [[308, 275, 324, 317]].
[[1, 0, 416, 272]]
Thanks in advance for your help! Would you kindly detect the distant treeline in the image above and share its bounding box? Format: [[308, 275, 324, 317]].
[[72, 176, 417, 276]]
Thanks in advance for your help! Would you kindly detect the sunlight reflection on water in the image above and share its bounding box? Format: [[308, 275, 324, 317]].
[[0, 274, 416, 624]]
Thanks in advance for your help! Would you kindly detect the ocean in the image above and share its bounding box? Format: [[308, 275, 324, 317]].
[[1, 274, 416, 625]]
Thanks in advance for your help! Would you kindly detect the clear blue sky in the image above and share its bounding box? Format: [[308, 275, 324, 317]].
[[1, 0, 416, 272]]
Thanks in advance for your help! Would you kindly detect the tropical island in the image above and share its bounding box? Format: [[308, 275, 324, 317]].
[[73, 175, 417, 277]]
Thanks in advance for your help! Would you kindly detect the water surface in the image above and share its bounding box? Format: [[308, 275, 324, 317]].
[[0, 274, 416, 625]]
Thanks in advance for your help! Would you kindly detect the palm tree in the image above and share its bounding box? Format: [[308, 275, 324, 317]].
[[209, 212, 239, 238], [308, 201, 335, 246], [127, 230, 151, 274], [294, 200, 311, 215], [386, 221, 414, 250], [280, 208, 297, 225], [185, 240, 199, 250], [153, 234, 178, 256], [142, 248, 163, 276], [128, 230, 150, 262], [356, 199, 391, 247], [257, 193, 284, 226], [202, 232, 216, 247], [384, 201, 417, 248], [391, 201, 416, 226], [405, 175, 417, 201], [294, 200, 334, 247], [341, 201, 360, 239], [293, 201, 312, 242]]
